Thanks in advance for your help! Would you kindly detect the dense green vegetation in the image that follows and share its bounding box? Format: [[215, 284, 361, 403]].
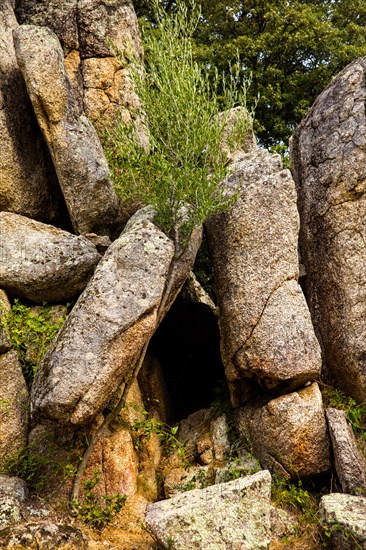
[[134, 0, 366, 148]]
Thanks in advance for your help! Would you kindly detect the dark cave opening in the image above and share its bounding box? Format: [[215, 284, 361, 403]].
[[150, 299, 227, 422]]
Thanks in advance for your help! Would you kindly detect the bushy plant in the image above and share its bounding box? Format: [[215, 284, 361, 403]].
[[105, 0, 252, 251]]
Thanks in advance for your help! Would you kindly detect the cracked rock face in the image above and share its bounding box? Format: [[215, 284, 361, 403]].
[[15, 0, 143, 126], [0, 212, 100, 303], [291, 58, 366, 402], [237, 383, 331, 480], [0, 1, 62, 223], [31, 208, 175, 426], [146, 470, 272, 550], [319, 494, 366, 550], [206, 148, 321, 406], [13, 25, 123, 238]]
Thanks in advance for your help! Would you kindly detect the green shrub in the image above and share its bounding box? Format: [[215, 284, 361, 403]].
[[105, 0, 252, 250]]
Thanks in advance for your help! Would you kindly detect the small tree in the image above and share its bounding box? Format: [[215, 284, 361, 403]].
[[72, 0, 252, 503]]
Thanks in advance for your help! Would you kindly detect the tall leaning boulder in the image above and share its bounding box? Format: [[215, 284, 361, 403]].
[[13, 25, 123, 238], [15, 0, 143, 126], [31, 208, 201, 426], [0, 1, 62, 223], [291, 58, 366, 402], [206, 148, 322, 406]]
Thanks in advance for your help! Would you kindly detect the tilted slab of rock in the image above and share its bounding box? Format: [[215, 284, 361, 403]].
[[31, 208, 201, 426], [237, 383, 331, 480], [146, 470, 272, 550], [291, 58, 366, 402], [326, 408, 366, 495], [206, 148, 321, 406], [319, 494, 366, 550], [0, 351, 28, 465], [0, 1, 62, 223], [13, 25, 123, 237], [16, 0, 143, 126], [0, 212, 100, 303]]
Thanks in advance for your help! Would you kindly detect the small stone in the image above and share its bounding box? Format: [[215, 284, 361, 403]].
[[319, 493, 366, 549]]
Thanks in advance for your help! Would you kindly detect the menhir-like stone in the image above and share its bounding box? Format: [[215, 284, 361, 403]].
[[31, 208, 201, 426], [319, 493, 366, 550], [291, 58, 366, 402], [237, 383, 331, 480], [0, 1, 62, 223], [0, 212, 100, 303], [16, 0, 143, 126], [0, 351, 28, 466], [206, 148, 321, 406], [146, 470, 272, 550], [13, 25, 123, 237], [326, 408, 366, 495]]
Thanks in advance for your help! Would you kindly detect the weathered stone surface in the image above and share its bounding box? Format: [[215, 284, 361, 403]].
[[13, 25, 123, 237], [237, 383, 331, 480], [31, 208, 176, 426], [146, 470, 272, 550], [0, 290, 11, 354], [0, 351, 28, 465], [0, 476, 27, 530], [0, 212, 100, 303], [206, 149, 321, 406], [16, 0, 143, 124], [164, 466, 214, 499], [319, 493, 366, 549], [0, 522, 88, 549], [0, 1, 62, 223], [219, 106, 257, 164], [326, 408, 366, 495], [291, 58, 366, 402]]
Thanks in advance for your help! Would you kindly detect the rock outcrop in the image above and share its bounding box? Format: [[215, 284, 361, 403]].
[[0, 1, 62, 223], [15, 0, 143, 126], [0, 212, 100, 303], [237, 383, 330, 480], [319, 493, 366, 550], [31, 208, 201, 426], [0, 290, 11, 354], [326, 408, 366, 495], [206, 148, 322, 406], [291, 57, 366, 402], [13, 25, 123, 237], [0, 351, 28, 465], [146, 470, 272, 550]]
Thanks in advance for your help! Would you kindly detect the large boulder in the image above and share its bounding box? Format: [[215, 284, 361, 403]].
[[206, 148, 321, 406], [291, 58, 366, 402], [326, 408, 366, 495], [0, 351, 28, 466], [146, 470, 272, 550], [31, 208, 201, 426], [237, 383, 331, 480], [0, 212, 100, 303], [13, 25, 123, 237], [15, 0, 143, 126], [319, 493, 366, 550], [0, 0, 62, 223]]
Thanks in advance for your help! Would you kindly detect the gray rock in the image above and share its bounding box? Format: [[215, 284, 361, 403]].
[[0, 477, 27, 530], [0, 351, 28, 466], [0, 475, 28, 502], [0, 1, 62, 223], [0, 521, 88, 549], [146, 470, 272, 550], [16, 0, 143, 126], [237, 383, 331, 480], [0, 212, 100, 303], [319, 493, 366, 549], [0, 290, 11, 354], [31, 208, 187, 426], [13, 25, 123, 237], [326, 408, 366, 495], [291, 57, 366, 402], [206, 148, 321, 406]]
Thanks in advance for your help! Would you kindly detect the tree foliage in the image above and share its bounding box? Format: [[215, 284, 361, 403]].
[[134, 0, 366, 147]]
